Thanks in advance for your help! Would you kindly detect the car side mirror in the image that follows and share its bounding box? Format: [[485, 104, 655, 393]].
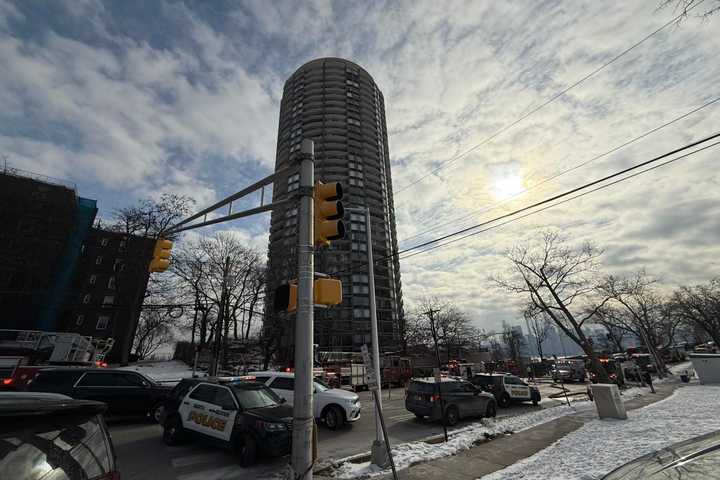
[[280, 397, 287, 404]]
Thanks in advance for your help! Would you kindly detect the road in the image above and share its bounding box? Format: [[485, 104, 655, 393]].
[[109, 382, 589, 480]]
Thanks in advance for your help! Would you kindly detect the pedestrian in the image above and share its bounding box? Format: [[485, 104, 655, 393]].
[[643, 370, 655, 393], [527, 365, 534, 381]]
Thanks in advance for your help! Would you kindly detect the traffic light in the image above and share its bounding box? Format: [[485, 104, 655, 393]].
[[314, 181, 345, 247], [274, 282, 298, 313], [149, 238, 173, 273], [274, 278, 342, 313], [314, 278, 342, 307]]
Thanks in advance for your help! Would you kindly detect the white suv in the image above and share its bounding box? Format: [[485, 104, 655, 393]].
[[249, 371, 361, 430]]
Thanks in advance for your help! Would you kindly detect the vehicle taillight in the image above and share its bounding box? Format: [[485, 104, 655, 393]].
[[2, 378, 12, 385], [430, 394, 440, 402]]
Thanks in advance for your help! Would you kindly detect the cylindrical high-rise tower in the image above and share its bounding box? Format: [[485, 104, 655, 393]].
[[266, 58, 404, 359]]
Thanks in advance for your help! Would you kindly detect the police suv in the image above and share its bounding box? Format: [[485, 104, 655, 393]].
[[162, 377, 292, 467], [470, 373, 541, 407]]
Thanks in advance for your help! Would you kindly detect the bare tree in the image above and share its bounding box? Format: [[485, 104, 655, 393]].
[[592, 306, 630, 353], [112, 193, 194, 239], [493, 231, 611, 382], [658, 0, 720, 22], [670, 278, 720, 347], [132, 308, 175, 360], [409, 298, 480, 362], [524, 306, 552, 360], [597, 272, 680, 377]]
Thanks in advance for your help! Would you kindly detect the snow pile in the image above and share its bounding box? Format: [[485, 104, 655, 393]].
[[118, 360, 206, 384], [483, 385, 720, 480], [332, 402, 594, 479]]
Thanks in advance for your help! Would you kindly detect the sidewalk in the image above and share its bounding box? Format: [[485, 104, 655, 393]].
[[353, 382, 678, 480]]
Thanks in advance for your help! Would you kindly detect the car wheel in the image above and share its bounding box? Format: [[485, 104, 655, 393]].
[[485, 401, 497, 418], [162, 415, 186, 446], [323, 405, 345, 430], [235, 433, 257, 468], [498, 393, 511, 408], [444, 406, 459, 426], [532, 398, 539, 406], [151, 403, 165, 423]]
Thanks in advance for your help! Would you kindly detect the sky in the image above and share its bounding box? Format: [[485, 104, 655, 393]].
[[2, 0, 719, 334]]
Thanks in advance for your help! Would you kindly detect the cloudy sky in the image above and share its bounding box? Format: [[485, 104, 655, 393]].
[[2, 0, 719, 333]]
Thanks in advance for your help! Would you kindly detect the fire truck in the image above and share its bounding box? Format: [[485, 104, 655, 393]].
[[0, 329, 114, 390], [315, 351, 413, 390]]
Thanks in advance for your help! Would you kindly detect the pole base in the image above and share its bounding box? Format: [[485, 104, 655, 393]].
[[371, 440, 389, 468]]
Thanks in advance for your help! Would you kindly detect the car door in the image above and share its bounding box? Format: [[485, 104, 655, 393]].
[[180, 383, 223, 439], [457, 381, 482, 416], [73, 372, 140, 414], [504, 376, 531, 401], [204, 386, 238, 442], [268, 376, 295, 404]]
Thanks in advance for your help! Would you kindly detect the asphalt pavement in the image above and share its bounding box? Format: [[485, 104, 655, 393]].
[[109, 382, 590, 480]]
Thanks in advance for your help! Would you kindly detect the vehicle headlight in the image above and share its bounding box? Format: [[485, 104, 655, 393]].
[[346, 398, 358, 405], [258, 421, 287, 431]]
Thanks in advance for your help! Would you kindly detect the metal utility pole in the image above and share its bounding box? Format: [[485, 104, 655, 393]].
[[365, 206, 388, 467], [292, 139, 315, 480], [426, 308, 448, 442]]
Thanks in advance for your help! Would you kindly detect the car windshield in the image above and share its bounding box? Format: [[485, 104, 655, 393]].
[[314, 378, 330, 392], [232, 385, 281, 410]]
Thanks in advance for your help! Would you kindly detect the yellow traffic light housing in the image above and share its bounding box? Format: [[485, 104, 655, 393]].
[[314, 181, 345, 247], [314, 278, 342, 307], [149, 238, 173, 273], [274, 278, 342, 313]]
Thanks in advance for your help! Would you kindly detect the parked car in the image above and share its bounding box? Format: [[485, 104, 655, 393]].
[[249, 371, 361, 430], [405, 377, 497, 426], [603, 429, 720, 479], [162, 377, 292, 467], [28, 367, 172, 421], [0, 392, 119, 480], [470, 373, 541, 407]]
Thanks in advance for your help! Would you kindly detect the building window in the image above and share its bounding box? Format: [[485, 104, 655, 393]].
[[352, 242, 367, 252], [352, 274, 369, 283], [353, 285, 369, 294], [76, 315, 84, 326], [288, 172, 299, 192], [89, 274, 97, 285], [353, 309, 370, 318], [119, 238, 127, 251], [346, 79, 359, 87], [349, 179, 364, 187], [350, 222, 366, 232], [347, 118, 361, 126], [83, 294, 91, 304], [100, 238, 109, 247], [102, 295, 115, 308], [96, 316, 109, 330], [95, 256, 103, 265], [114, 259, 125, 272], [107, 276, 116, 290]]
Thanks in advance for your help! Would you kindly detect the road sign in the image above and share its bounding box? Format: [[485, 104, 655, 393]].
[[361, 344, 378, 391]]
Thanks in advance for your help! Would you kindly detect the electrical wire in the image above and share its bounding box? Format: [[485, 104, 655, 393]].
[[330, 132, 720, 276], [399, 95, 720, 245], [394, 0, 706, 195], [398, 139, 720, 262]]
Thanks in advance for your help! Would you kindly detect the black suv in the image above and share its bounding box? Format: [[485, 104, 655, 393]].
[[0, 392, 119, 480], [405, 377, 497, 426], [28, 367, 172, 421], [162, 378, 293, 467]]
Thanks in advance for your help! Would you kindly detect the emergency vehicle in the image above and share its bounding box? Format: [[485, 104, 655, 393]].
[[0, 329, 112, 390], [470, 373, 541, 407], [162, 377, 292, 467]]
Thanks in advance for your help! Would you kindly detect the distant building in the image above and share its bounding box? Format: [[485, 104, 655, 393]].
[[0, 167, 153, 363], [59, 228, 154, 363], [266, 58, 404, 360]]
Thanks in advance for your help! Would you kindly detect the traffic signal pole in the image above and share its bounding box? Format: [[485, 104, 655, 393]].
[[292, 139, 315, 480]]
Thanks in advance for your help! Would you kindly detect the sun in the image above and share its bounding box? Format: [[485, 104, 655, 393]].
[[491, 173, 525, 200]]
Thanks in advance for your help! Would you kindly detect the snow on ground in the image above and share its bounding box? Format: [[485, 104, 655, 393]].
[[332, 401, 595, 479], [482, 384, 720, 480], [117, 360, 206, 384]]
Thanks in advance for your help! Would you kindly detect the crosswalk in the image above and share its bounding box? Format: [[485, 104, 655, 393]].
[[164, 445, 286, 480]]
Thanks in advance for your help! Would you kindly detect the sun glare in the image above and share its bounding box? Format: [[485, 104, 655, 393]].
[[492, 174, 525, 200]]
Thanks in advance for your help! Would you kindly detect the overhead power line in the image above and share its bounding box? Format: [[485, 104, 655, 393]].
[[331, 132, 720, 276], [399, 95, 720, 245], [399, 138, 720, 262], [394, 0, 706, 195]]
